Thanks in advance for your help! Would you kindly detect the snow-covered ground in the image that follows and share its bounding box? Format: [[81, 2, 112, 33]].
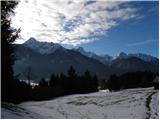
[[1, 87, 159, 119]]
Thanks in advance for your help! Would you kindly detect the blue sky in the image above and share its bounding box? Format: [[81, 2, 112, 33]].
[[80, 1, 159, 57], [12, 1, 159, 57]]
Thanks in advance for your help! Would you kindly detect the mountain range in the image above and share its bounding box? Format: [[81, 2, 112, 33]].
[[73, 47, 158, 65], [13, 38, 159, 81]]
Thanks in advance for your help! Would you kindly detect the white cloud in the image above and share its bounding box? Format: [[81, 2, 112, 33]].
[[126, 39, 157, 47], [12, 0, 138, 46]]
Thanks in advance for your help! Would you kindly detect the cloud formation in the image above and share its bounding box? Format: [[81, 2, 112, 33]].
[[12, 0, 138, 46], [126, 39, 157, 47]]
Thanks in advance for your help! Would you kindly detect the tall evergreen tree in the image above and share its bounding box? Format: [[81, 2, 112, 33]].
[[49, 74, 56, 87], [60, 73, 66, 80], [67, 66, 77, 93], [68, 66, 77, 79], [92, 75, 98, 91], [84, 69, 92, 81], [107, 74, 120, 91], [1, 1, 20, 101], [39, 78, 48, 87]]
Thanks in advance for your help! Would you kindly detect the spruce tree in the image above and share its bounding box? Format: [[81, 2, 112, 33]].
[[39, 78, 48, 87], [68, 66, 76, 79], [49, 74, 56, 87], [1, 1, 20, 101], [84, 69, 92, 81]]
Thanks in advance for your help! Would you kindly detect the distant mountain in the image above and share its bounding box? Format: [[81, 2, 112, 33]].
[[73, 48, 158, 65], [73, 47, 113, 65], [128, 53, 158, 63], [13, 38, 159, 81], [14, 39, 113, 81], [112, 52, 128, 60], [24, 37, 65, 54], [111, 57, 158, 73]]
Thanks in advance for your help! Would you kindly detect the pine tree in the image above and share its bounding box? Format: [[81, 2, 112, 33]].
[[1, 1, 20, 101], [92, 75, 98, 91], [107, 74, 120, 91], [39, 78, 48, 87], [49, 74, 56, 87], [67, 66, 77, 93], [59, 73, 66, 88], [84, 69, 92, 81], [68, 66, 76, 79]]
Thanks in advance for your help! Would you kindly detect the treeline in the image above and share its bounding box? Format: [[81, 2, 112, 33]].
[[33, 66, 98, 101], [4, 66, 98, 103], [4, 70, 158, 103], [105, 71, 158, 91]]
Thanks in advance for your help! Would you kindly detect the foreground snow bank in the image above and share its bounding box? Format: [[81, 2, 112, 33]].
[[1, 87, 159, 119], [149, 92, 159, 119], [1, 103, 44, 119]]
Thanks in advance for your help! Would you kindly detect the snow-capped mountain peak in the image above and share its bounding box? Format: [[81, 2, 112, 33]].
[[73, 47, 96, 57], [113, 52, 128, 60], [113, 52, 158, 62], [24, 38, 65, 54], [128, 53, 158, 62], [24, 38, 158, 63], [24, 37, 37, 46], [73, 47, 158, 64], [76, 47, 85, 52]]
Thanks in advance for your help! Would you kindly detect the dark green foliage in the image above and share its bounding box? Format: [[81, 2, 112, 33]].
[[31, 66, 99, 101], [1, 1, 22, 103], [1, 1, 33, 103], [92, 75, 99, 91], [13, 80, 32, 102], [107, 75, 120, 91], [68, 66, 77, 80], [39, 78, 48, 87], [107, 71, 157, 91], [49, 74, 56, 87], [84, 69, 92, 80]]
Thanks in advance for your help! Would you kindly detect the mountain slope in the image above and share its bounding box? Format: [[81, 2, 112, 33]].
[[14, 44, 112, 80], [13, 38, 159, 81], [73, 47, 113, 65], [111, 57, 158, 73], [73, 48, 158, 65], [24, 37, 65, 54]]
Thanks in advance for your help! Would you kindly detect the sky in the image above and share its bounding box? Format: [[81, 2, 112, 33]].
[[11, 0, 159, 57]]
